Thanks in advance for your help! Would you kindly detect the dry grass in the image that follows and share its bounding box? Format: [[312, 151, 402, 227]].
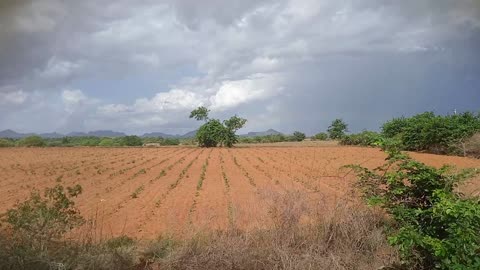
[[465, 133, 480, 158], [0, 190, 399, 270], [143, 190, 399, 270]]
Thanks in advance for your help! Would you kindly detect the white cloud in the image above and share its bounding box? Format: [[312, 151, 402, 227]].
[[37, 57, 84, 80], [1, 0, 479, 134], [210, 74, 283, 110], [133, 89, 205, 112], [61, 89, 98, 113], [0, 89, 28, 105]]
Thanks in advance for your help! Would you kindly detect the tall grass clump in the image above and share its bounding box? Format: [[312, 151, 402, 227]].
[[145, 190, 398, 270]]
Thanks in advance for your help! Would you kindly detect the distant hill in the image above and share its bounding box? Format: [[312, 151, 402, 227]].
[[39, 132, 64, 138], [180, 130, 197, 138], [0, 128, 283, 139], [0, 129, 21, 138], [241, 129, 283, 137], [0, 129, 34, 139], [66, 130, 126, 137], [87, 130, 126, 137], [66, 132, 88, 137]]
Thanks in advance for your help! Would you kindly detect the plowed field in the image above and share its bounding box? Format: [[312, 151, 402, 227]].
[[1, 146, 479, 239]]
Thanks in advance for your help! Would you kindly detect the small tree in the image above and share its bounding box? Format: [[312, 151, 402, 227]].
[[223, 116, 248, 147], [327, 119, 348, 139], [292, 131, 306, 142], [189, 107, 246, 148]]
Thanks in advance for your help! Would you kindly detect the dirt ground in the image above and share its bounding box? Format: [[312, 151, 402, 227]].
[[0, 145, 479, 239]]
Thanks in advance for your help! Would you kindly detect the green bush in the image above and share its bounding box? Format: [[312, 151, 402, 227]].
[[340, 131, 382, 147], [16, 136, 46, 147], [196, 119, 226, 147], [1, 184, 84, 269], [99, 138, 115, 147], [161, 138, 180, 146], [312, 132, 328, 141], [382, 112, 480, 154], [239, 134, 288, 144], [120, 136, 143, 146], [0, 138, 14, 147], [292, 131, 306, 142], [348, 149, 480, 269]]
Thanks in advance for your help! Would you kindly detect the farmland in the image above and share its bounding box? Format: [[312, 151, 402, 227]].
[[1, 144, 479, 240]]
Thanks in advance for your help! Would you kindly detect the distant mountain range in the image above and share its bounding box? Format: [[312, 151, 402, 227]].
[[240, 129, 283, 137], [0, 129, 283, 139]]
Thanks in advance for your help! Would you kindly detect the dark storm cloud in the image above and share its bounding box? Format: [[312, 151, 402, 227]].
[[0, 0, 479, 134]]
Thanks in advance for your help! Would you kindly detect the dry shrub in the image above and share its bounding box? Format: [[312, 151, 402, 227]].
[[464, 133, 480, 158], [145, 190, 398, 270]]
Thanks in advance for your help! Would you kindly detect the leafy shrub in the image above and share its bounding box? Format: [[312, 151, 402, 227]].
[[382, 112, 480, 154], [99, 138, 115, 147], [120, 136, 143, 146], [16, 136, 46, 147], [312, 132, 328, 140], [0, 184, 84, 268], [327, 119, 348, 139], [196, 119, 227, 147], [161, 138, 180, 146], [340, 131, 382, 147], [0, 138, 14, 147], [292, 131, 306, 141], [348, 149, 480, 269], [239, 134, 288, 144]]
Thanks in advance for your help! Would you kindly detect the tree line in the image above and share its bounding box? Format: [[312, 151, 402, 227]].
[[0, 135, 181, 147]]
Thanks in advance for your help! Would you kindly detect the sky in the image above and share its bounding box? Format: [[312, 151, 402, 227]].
[[0, 0, 479, 135]]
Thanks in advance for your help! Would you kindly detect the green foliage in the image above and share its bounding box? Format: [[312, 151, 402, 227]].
[[142, 137, 180, 146], [340, 131, 382, 147], [1, 184, 84, 268], [16, 136, 46, 147], [196, 119, 226, 147], [327, 119, 348, 139], [0, 138, 14, 147], [189, 106, 210, 121], [292, 131, 306, 142], [223, 115, 248, 147], [382, 112, 480, 154], [99, 138, 115, 147], [312, 132, 328, 141], [120, 136, 143, 146], [190, 107, 247, 148], [348, 150, 480, 269]]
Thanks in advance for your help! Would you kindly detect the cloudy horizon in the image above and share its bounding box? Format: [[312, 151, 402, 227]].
[[1, 0, 479, 136]]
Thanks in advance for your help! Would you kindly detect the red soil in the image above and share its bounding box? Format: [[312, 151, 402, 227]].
[[0, 146, 479, 239]]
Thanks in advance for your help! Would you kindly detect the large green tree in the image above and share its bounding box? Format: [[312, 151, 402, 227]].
[[190, 107, 247, 147], [327, 119, 348, 139]]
